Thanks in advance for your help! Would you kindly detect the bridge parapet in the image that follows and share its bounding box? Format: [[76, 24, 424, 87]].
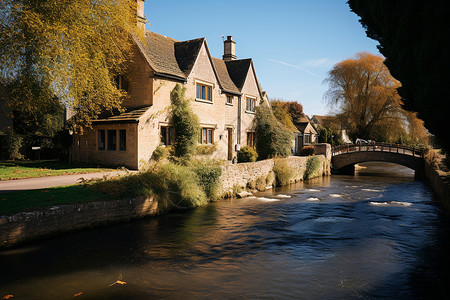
[[331, 143, 425, 177], [332, 143, 425, 158]]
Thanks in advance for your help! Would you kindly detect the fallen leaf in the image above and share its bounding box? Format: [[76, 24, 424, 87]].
[[74, 292, 83, 297], [42, 190, 49, 193], [2, 198, 6, 200], [2, 295, 14, 300], [109, 280, 126, 287]]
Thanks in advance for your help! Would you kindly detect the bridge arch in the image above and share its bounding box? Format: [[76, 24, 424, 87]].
[[331, 144, 425, 178]]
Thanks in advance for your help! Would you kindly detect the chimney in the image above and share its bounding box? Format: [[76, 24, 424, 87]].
[[137, 0, 146, 31], [223, 36, 236, 61]]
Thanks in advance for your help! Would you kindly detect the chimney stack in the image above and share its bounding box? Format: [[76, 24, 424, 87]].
[[137, 0, 146, 31], [223, 36, 236, 61]]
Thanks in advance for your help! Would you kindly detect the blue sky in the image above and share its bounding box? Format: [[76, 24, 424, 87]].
[[144, 0, 380, 117]]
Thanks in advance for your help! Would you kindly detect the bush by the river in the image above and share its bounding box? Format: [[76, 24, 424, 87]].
[[304, 156, 322, 180], [237, 146, 258, 163], [273, 158, 295, 186], [255, 104, 294, 159]]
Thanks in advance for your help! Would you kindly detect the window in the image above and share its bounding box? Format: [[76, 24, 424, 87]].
[[304, 134, 311, 144], [196, 83, 212, 102], [247, 132, 256, 147], [98, 130, 105, 150], [160, 126, 175, 146], [200, 128, 214, 144], [226, 95, 233, 105], [119, 130, 126, 151], [115, 75, 129, 92], [245, 97, 256, 112], [107, 130, 117, 150]]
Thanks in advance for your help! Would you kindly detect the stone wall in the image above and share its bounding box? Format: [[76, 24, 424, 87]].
[[424, 160, 450, 212], [0, 196, 159, 248], [219, 155, 330, 194]]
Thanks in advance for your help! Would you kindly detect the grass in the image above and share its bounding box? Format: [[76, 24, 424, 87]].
[[0, 160, 114, 180], [0, 185, 109, 215]]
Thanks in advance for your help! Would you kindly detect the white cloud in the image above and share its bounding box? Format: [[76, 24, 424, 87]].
[[267, 58, 320, 77]]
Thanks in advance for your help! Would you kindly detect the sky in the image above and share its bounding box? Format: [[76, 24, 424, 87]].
[[144, 0, 381, 117]]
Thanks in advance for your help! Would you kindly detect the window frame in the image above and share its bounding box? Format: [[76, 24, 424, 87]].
[[247, 131, 256, 147], [245, 97, 256, 113], [195, 82, 213, 103], [119, 129, 126, 151], [98, 130, 105, 150], [200, 127, 214, 145], [226, 95, 233, 106], [107, 130, 117, 151], [160, 125, 175, 146]]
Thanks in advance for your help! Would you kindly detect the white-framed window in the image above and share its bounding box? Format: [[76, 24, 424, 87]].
[[196, 83, 212, 102], [226, 95, 233, 105], [245, 97, 256, 112], [200, 128, 214, 144]]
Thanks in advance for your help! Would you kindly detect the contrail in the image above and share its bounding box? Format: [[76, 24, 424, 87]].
[[268, 58, 320, 77]]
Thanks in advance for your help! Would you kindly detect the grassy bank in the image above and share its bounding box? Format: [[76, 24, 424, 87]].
[[0, 160, 114, 180], [0, 185, 109, 214]]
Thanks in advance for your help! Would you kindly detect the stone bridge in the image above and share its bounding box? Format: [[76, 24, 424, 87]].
[[331, 143, 425, 178]]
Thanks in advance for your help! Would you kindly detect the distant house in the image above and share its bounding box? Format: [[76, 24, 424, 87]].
[[311, 114, 351, 143], [71, 0, 267, 169], [294, 113, 318, 153]]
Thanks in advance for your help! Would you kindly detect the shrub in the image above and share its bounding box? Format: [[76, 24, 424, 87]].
[[237, 146, 258, 162], [195, 143, 217, 155], [299, 145, 315, 156], [266, 170, 275, 186], [255, 104, 294, 159], [152, 145, 167, 162], [304, 156, 322, 180], [273, 158, 295, 186], [0, 134, 24, 160], [190, 159, 222, 200], [170, 84, 200, 157]]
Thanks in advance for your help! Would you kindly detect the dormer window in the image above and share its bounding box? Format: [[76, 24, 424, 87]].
[[196, 83, 212, 102]]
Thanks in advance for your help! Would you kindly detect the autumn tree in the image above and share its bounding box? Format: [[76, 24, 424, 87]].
[[270, 100, 298, 132], [348, 0, 449, 154], [324, 52, 407, 142], [0, 0, 139, 134]]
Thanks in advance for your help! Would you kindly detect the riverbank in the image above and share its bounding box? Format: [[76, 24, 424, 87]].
[[424, 150, 450, 211], [0, 155, 331, 248]]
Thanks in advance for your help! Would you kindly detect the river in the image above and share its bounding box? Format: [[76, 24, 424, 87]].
[[1, 162, 449, 299]]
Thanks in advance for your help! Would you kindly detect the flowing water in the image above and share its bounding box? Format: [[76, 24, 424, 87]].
[[1, 162, 450, 299]]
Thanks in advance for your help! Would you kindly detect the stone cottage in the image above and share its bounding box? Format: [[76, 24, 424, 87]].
[[71, 0, 267, 169]]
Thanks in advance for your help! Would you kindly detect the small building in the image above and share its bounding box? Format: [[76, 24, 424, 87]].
[[71, 0, 267, 169], [311, 114, 351, 143], [295, 113, 318, 153]]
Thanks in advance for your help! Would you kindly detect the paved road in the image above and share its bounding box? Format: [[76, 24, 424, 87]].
[[0, 171, 134, 193]]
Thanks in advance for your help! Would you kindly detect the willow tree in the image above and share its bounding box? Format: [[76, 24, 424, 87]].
[[0, 0, 138, 134], [324, 52, 405, 142]]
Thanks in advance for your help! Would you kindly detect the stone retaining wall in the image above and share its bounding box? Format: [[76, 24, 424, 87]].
[[219, 155, 330, 194], [0, 154, 332, 248], [0, 196, 159, 248], [424, 160, 450, 212]]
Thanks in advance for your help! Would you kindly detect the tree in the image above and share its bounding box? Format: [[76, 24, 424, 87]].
[[270, 100, 298, 132], [0, 0, 138, 134], [170, 84, 200, 158], [348, 1, 448, 153], [255, 104, 294, 159], [324, 52, 405, 142]]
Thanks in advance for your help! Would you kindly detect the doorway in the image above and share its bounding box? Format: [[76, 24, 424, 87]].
[[227, 128, 233, 160]]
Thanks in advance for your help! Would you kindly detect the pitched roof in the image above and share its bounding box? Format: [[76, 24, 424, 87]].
[[93, 106, 151, 123], [134, 30, 258, 96], [211, 57, 240, 94], [174, 38, 205, 76], [225, 59, 252, 91], [135, 31, 186, 80]]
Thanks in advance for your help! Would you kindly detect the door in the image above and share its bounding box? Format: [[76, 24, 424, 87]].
[[227, 128, 233, 160]]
